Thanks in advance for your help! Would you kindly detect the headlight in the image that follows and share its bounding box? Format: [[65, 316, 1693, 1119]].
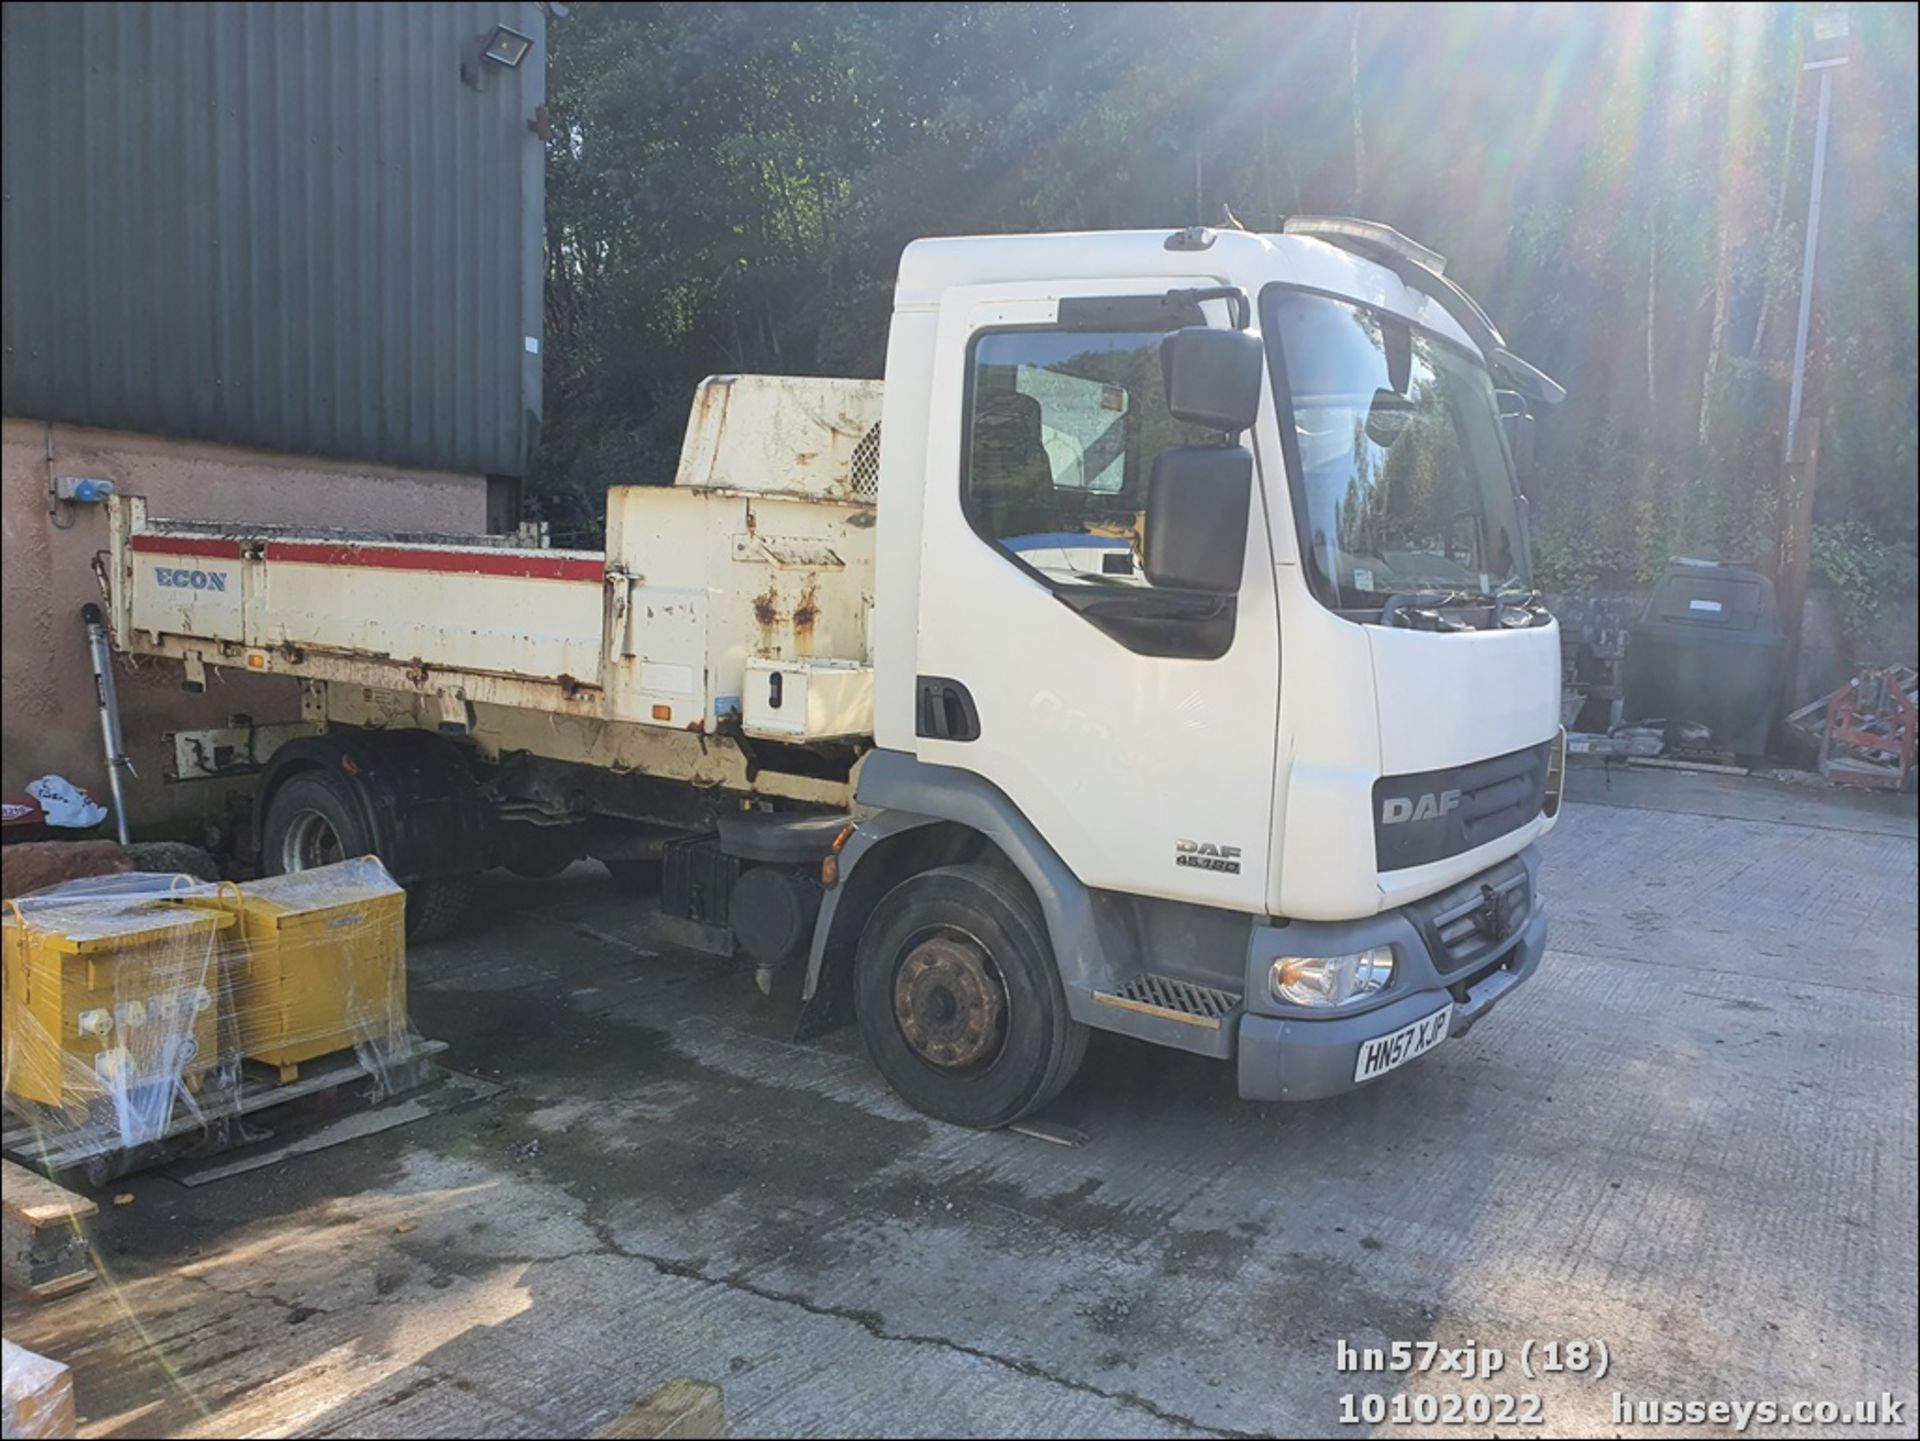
[[1270, 947, 1396, 1007]]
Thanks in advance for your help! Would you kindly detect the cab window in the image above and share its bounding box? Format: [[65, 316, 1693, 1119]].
[[961, 324, 1240, 659], [964, 328, 1213, 590]]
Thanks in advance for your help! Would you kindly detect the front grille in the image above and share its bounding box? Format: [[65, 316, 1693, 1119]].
[[1406, 855, 1531, 974], [1374, 740, 1551, 871]]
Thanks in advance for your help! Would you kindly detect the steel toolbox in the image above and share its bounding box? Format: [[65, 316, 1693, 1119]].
[[182, 859, 407, 1082], [1, 897, 229, 1111]]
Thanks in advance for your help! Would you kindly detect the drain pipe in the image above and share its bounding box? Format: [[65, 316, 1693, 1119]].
[[81, 603, 134, 846]]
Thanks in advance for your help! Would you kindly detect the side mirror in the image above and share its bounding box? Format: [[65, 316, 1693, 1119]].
[[1161, 327, 1263, 433], [1500, 409, 1536, 485], [1144, 445, 1252, 594], [1364, 387, 1415, 448]]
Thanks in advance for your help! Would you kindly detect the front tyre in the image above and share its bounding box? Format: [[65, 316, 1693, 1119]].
[[854, 864, 1087, 1128]]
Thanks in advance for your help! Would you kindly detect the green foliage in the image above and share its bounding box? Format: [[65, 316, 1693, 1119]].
[[535, 0, 1920, 610], [1811, 522, 1918, 666]]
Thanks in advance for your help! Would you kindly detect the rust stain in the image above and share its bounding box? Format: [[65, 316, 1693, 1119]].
[[557, 673, 583, 700], [791, 574, 820, 656], [753, 583, 781, 629]]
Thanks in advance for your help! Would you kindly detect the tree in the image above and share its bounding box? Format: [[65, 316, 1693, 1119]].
[[534, 0, 1920, 614]]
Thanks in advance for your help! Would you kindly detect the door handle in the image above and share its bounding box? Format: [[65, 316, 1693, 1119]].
[[916, 676, 980, 742]]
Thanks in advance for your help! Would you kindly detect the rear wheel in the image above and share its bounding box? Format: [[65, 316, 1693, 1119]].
[[854, 864, 1086, 1128], [260, 769, 475, 941], [262, 771, 369, 874], [402, 873, 478, 942]]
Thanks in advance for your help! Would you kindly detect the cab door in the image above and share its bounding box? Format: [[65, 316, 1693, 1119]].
[[912, 281, 1280, 912]]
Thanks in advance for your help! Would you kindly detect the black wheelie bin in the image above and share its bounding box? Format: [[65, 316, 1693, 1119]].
[[1622, 558, 1787, 756]]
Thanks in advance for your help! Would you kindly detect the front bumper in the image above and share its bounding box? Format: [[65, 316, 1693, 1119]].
[[1237, 846, 1547, 1102]]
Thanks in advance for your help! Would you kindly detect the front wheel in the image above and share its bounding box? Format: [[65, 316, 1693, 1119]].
[[854, 864, 1086, 1128]]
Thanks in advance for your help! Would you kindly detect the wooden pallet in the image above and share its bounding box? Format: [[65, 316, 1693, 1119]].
[[2, 1040, 445, 1178]]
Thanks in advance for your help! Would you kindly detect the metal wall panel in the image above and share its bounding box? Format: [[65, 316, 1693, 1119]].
[[1, 1, 544, 477]]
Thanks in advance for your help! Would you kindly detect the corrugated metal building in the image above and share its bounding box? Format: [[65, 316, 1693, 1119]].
[[1, 0, 549, 838], [1, 0, 545, 478]]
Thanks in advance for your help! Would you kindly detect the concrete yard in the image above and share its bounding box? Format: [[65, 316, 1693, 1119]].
[[9, 764, 1917, 1438]]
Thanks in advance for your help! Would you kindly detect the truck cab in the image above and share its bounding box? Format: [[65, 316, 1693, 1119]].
[[814, 219, 1566, 1124]]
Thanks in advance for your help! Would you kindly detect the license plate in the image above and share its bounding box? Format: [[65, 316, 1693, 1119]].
[[1353, 1003, 1453, 1084]]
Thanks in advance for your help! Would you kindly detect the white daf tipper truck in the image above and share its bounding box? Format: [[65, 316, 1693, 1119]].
[[106, 219, 1567, 1127]]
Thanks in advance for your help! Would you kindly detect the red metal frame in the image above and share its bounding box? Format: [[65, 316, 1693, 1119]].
[[1820, 668, 1917, 790]]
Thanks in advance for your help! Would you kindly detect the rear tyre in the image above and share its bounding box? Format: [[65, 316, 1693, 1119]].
[[261, 770, 369, 874], [854, 864, 1087, 1129], [403, 873, 478, 942], [261, 768, 475, 941]]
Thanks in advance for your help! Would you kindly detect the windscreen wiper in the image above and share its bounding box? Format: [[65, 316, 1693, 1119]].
[[1492, 585, 1546, 607], [1380, 592, 1479, 631], [1379, 588, 1548, 631], [1472, 586, 1551, 626]]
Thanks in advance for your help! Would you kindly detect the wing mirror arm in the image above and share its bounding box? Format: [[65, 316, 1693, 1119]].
[[1164, 285, 1252, 331]]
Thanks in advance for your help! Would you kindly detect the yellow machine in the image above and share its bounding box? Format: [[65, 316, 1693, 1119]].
[[1, 897, 229, 1113], [184, 861, 407, 1082]]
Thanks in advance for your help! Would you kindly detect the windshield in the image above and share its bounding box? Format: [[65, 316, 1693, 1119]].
[[1262, 288, 1530, 613]]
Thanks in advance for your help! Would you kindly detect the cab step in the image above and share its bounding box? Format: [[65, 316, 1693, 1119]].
[[1093, 975, 1241, 1030]]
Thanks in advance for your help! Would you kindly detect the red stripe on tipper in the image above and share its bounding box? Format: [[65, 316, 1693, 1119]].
[[129, 535, 245, 560], [263, 541, 604, 583]]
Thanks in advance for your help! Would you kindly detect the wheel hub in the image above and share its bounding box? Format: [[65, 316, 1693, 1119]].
[[894, 934, 1006, 1070], [282, 808, 345, 872]]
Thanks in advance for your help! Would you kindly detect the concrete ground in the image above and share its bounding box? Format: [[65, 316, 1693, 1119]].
[[9, 765, 1917, 1438]]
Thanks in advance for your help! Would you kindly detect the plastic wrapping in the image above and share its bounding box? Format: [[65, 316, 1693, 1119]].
[[1, 857, 418, 1167], [2, 1338, 75, 1440]]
